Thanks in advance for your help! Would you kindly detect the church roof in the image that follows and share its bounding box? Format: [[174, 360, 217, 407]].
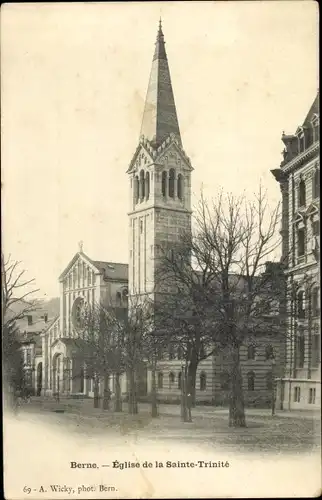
[[92, 261, 128, 281], [59, 251, 128, 282], [140, 20, 182, 148]]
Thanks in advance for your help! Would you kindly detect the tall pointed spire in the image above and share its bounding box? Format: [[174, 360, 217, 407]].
[[140, 20, 182, 147]]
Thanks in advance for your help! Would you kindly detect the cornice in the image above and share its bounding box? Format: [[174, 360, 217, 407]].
[[281, 142, 319, 174], [128, 205, 192, 216]]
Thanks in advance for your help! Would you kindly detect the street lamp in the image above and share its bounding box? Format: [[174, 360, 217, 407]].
[[271, 357, 276, 416]]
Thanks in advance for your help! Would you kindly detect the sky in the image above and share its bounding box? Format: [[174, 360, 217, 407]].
[[1, 1, 319, 299]]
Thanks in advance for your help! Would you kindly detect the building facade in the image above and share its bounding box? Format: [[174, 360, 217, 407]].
[[39, 250, 128, 397], [272, 93, 320, 409]]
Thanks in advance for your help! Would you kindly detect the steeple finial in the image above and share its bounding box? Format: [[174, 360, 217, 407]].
[[153, 18, 166, 61]]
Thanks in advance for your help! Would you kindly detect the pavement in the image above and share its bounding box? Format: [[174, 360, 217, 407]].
[[21, 395, 321, 421]]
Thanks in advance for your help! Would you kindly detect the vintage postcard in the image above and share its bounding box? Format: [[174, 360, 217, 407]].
[[2, 1, 321, 498]]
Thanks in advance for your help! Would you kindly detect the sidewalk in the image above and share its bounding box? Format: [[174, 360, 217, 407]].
[[30, 396, 320, 421]]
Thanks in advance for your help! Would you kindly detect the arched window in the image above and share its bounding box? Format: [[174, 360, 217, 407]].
[[247, 345, 256, 360], [169, 168, 175, 198], [157, 372, 163, 389], [80, 367, 84, 393], [145, 171, 150, 201], [297, 290, 305, 319], [169, 372, 175, 387], [297, 228, 305, 257], [177, 346, 184, 360], [312, 287, 320, 317], [312, 116, 320, 142], [178, 372, 182, 390], [168, 343, 175, 360], [134, 176, 139, 204], [162, 171, 167, 197], [296, 327, 305, 368], [116, 291, 122, 306], [265, 344, 274, 361], [298, 179, 306, 207], [220, 372, 231, 390], [247, 371, 255, 391], [177, 174, 183, 200], [200, 372, 206, 391], [266, 371, 273, 391], [313, 169, 320, 199], [140, 170, 145, 201], [312, 325, 321, 367]]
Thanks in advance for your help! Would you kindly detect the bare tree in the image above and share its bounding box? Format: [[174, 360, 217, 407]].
[[2, 253, 40, 402], [156, 187, 285, 427], [75, 301, 127, 410]]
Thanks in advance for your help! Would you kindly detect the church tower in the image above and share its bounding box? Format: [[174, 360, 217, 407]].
[[127, 21, 193, 300]]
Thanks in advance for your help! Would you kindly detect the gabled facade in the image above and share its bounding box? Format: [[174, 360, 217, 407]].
[[271, 92, 320, 409], [39, 249, 128, 397]]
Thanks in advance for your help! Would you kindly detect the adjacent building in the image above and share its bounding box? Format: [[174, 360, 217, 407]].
[[272, 93, 320, 409]]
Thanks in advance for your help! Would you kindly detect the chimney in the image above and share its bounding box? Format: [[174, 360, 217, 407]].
[[44, 313, 48, 323], [27, 315, 33, 326]]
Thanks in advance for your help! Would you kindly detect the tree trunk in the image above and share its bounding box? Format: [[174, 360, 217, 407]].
[[102, 373, 110, 410], [114, 372, 122, 412], [93, 377, 100, 409], [151, 362, 158, 418], [187, 359, 197, 407], [229, 345, 246, 427], [127, 368, 138, 414]]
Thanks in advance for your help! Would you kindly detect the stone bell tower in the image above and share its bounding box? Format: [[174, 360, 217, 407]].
[[127, 20, 193, 301]]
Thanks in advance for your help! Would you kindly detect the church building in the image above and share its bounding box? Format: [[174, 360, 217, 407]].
[[30, 22, 298, 409]]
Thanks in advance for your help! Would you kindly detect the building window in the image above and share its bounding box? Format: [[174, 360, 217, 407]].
[[298, 133, 305, 154], [177, 346, 184, 360], [26, 349, 32, 365], [178, 372, 182, 390], [294, 386, 301, 403], [162, 171, 167, 197], [140, 219, 143, 234], [199, 372, 206, 391], [177, 174, 183, 200], [297, 228, 305, 257], [168, 343, 175, 360], [134, 176, 139, 204], [247, 371, 255, 391], [116, 291, 122, 306], [312, 287, 320, 317], [157, 372, 163, 389], [312, 118, 320, 142], [168, 168, 175, 198], [140, 170, 145, 201], [309, 388, 316, 404], [145, 171, 150, 201], [296, 329, 305, 368], [169, 372, 175, 388], [266, 371, 273, 391], [312, 331, 321, 367], [247, 345, 256, 360], [297, 290, 305, 319], [220, 372, 231, 390], [298, 179, 306, 207], [313, 169, 320, 199], [312, 220, 320, 237], [265, 345, 274, 360]]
